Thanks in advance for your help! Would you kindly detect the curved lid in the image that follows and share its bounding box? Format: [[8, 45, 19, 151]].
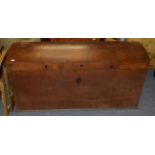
[[5, 42, 149, 69]]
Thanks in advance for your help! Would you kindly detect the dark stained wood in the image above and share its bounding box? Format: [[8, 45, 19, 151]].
[[43, 38, 104, 42], [5, 42, 149, 111]]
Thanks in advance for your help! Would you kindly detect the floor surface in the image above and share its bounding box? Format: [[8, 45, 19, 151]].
[[0, 70, 155, 116]]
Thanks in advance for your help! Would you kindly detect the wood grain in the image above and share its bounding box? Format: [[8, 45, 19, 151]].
[[5, 42, 149, 111], [41, 38, 104, 42]]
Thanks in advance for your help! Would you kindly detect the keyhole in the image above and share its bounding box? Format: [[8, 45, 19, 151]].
[[80, 64, 84, 67], [44, 65, 48, 69], [76, 77, 81, 85]]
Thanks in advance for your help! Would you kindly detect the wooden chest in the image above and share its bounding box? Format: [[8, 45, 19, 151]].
[[5, 42, 149, 111]]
